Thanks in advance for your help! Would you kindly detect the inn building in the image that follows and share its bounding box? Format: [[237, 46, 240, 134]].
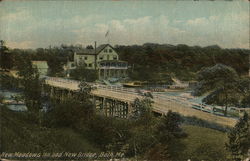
[[67, 43, 128, 80]]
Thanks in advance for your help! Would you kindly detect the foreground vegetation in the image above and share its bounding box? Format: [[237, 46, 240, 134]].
[[1, 104, 235, 160], [1, 76, 249, 160]]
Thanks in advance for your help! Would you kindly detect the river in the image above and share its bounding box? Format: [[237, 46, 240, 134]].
[[0, 89, 27, 111]]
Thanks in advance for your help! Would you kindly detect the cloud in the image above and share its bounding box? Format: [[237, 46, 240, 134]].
[[186, 16, 219, 26], [0, 9, 31, 22], [124, 16, 151, 25], [7, 41, 34, 49], [187, 17, 207, 26], [1, 5, 248, 49], [183, 12, 249, 48]]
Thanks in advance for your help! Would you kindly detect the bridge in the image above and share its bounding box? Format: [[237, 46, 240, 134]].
[[43, 77, 237, 127]]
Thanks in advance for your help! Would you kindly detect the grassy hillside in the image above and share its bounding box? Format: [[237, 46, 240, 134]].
[[1, 105, 99, 153], [179, 125, 230, 161]]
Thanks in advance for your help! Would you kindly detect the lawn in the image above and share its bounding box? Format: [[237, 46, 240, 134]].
[[178, 125, 230, 161]]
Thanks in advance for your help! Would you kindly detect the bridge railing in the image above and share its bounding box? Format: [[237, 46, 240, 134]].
[[44, 77, 213, 111], [44, 77, 238, 117], [93, 84, 139, 95]]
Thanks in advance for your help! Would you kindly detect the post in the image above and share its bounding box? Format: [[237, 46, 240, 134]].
[[98, 69, 101, 80], [92, 96, 96, 106], [94, 41, 97, 70], [127, 102, 132, 118], [104, 98, 107, 116]]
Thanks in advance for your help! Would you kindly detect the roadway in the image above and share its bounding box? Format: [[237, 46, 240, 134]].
[[44, 77, 237, 127]]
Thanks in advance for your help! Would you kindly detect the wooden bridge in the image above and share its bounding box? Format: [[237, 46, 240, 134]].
[[44, 77, 237, 127]]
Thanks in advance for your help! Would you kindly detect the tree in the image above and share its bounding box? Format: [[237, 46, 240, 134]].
[[86, 45, 94, 49], [126, 96, 156, 158], [156, 111, 186, 143], [226, 112, 250, 161], [0, 40, 13, 70], [47, 56, 65, 76], [237, 78, 250, 108], [70, 65, 98, 82], [193, 64, 240, 116], [0, 94, 4, 104], [46, 99, 93, 128], [16, 57, 42, 114], [78, 80, 92, 94], [142, 111, 187, 160], [130, 97, 153, 125]]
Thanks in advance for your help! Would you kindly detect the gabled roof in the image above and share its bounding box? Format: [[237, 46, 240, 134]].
[[75, 44, 116, 55]]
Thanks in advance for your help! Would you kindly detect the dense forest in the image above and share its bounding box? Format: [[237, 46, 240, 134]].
[[116, 43, 249, 81], [1, 41, 249, 82]]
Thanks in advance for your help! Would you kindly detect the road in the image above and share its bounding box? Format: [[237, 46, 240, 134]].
[[44, 77, 237, 127]]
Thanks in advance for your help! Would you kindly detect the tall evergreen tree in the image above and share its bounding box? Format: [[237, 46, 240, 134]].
[[226, 112, 250, 161]]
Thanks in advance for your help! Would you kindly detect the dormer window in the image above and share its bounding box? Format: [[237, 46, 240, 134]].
[[109, 49, 112, 53]]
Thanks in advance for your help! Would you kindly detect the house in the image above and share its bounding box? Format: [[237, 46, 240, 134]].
[[72, 43, 128, 80], [31, 61, 48, 77]]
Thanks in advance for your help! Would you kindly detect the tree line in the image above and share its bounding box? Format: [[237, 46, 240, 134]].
[[1, 41, 249, 82], [116, 43, 249, 81]]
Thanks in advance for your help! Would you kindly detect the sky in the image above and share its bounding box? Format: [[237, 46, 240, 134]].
[[0, 0, 249, 49]]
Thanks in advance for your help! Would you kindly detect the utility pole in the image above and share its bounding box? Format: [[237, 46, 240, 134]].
[[94, 41, 97, 70]]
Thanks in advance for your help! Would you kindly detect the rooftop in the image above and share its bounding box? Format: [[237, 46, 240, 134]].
[[74, 44, 115, 55]]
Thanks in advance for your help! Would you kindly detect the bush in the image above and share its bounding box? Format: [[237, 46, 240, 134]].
[[70, 65, 98, 82], [183, 116, 230, 132], [44, 100, 94, 129]]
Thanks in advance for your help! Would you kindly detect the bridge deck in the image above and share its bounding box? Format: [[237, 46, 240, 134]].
[[44, 77, 237, 127]]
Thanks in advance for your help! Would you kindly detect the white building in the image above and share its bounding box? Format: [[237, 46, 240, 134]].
[[31, 61, 48, 77], [71, 44, 128, 80]]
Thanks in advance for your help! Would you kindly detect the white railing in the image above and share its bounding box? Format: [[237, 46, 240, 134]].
[[99, 66, 128, 70], [44, 77, 237, 117]]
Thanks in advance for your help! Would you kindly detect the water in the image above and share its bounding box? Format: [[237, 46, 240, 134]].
[[0, 89, 27, 111]]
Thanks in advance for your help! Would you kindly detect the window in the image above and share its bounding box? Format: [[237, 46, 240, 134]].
[[71, 63, 75, 67], [89, 63, 92, 67], [113, 56, 117, 60], [109, 49, 112, 53], [104, 49, 108, 53], [99, 56, 103, 60], [84, 56, 88, 60]]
